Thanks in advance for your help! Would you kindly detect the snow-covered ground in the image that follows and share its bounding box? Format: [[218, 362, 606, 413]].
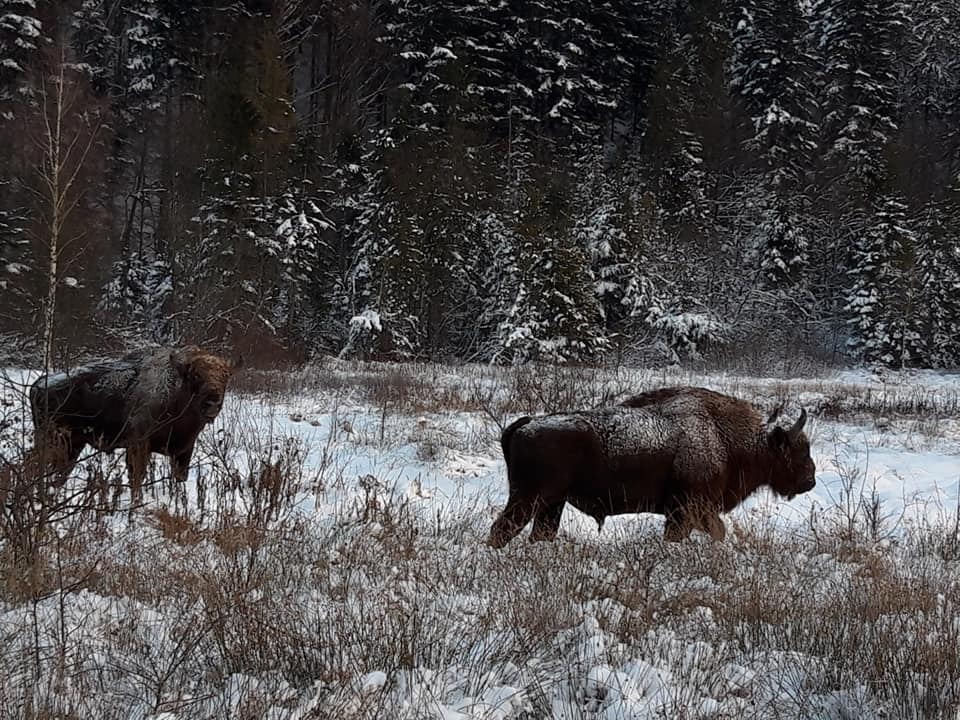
[[1, 362, 959, 719], [197, 363, 960, 534]]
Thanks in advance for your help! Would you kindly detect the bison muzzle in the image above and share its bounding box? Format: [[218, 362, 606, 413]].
[[28, 345, 240, 500], [488, 386, 816, 547]]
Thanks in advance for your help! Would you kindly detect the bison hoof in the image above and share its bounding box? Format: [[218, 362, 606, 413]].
[[527, 532, 559, 543], [486, 533, 508, 549]]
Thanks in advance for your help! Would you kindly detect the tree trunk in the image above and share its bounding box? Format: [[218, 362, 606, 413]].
[[38, 46, 101, 368], [42, 216, 59, 369], [41, 61, 66, 370]]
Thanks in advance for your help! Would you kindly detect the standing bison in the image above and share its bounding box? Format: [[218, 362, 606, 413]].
[[28, 345, 239, 499], [488, 386, 815, 547]]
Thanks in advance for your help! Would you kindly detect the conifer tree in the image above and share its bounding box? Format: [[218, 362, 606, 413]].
[[345, 148, 423, 360], [0, 0, 42, 120], [846, 195, 923, 366], [495, 178, 607, 363], [914, 203, 960, 366], [573, 158, 662, 341], [812, 0, 904, 193], [730, 0, 818, 288]]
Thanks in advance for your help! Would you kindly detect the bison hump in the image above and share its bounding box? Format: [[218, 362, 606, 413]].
[[594, 408, 673, 457], [525, 414, 593, 433], [523, 409, 673, 459]]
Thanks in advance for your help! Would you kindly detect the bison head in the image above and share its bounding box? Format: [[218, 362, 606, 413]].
[[766, 408, 816, 499], [171, 347, 241, 422]]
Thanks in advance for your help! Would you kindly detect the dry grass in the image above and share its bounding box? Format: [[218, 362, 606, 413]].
[[232, 359, 960, 434], [0, 362, 958, 718], [1, 476, 958, 718]]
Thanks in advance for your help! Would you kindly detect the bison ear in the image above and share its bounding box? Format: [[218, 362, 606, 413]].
[[170, 350, 197, 384], [765, 401, 785, 428], [230, 353, 244, 372], [170, 350, 185, 375]]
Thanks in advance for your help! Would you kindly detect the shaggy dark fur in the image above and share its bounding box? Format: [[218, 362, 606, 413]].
[[489, 386, 815, 547], [28, 346, 239, 499]]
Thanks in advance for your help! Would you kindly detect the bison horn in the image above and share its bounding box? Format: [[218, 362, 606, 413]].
[[170, 349, 187, 374], [788, 407, 807, 437], [765, 401, 785, 427]]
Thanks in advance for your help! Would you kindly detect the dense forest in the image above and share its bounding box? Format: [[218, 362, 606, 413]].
[[0, 0, 958, 368]]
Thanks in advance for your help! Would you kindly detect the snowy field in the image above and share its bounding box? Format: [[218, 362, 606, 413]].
[[1, 360, 959, 719]]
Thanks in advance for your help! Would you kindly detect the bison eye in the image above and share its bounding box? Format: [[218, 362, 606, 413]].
[[195, 386, 219, 405]]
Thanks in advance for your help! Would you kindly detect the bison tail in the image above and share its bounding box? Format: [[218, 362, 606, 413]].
[[500, 416, 532, 462]]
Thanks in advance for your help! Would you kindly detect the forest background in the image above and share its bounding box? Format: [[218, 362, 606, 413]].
[[1, 0, 959, 370]]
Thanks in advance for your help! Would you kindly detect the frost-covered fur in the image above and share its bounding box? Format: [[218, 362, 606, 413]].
[[28, 345, 236, 499], [489, 386, 816, 547]]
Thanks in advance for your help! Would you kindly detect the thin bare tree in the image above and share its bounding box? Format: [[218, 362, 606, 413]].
[[30, 43, 102, 369]]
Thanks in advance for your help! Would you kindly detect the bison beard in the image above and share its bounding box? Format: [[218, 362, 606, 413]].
[[27, 346, 238, 502], [488, 387, 816, 548]]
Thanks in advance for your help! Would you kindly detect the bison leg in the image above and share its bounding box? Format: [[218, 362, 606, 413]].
[[170, 441, 196, 484], [663, 512, 692, 542], [665, 505, 726, 543], [31, 428, 84, 486], [529, 502, 565, 543], [125, 443, 150, 506], [57, 432, 85, 481], [702, 513, 726, 542], [686, 503, 726, 542], [487, 496, 538, 549]]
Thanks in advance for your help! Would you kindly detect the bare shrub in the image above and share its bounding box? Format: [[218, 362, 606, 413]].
[[1, 363, 958, 718], [3, 472, 960, 718]]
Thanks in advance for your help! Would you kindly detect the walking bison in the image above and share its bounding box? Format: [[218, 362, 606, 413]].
[[488, 386, 816, 547], [28, 345, 239, 499]]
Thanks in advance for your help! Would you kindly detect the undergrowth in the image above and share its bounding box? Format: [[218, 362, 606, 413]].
[[0, 363, 958, 719]]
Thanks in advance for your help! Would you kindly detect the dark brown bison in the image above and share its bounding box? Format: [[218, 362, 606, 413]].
[[488, 386, 815, 547], [28, 346, 239, 499]]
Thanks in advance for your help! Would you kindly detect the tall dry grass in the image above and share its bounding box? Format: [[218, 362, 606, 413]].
[[0, 362, 958, 718]]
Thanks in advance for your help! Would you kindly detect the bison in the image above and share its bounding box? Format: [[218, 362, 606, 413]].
[[28, 345, 239, 499], [488, 386, 815, 547]]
